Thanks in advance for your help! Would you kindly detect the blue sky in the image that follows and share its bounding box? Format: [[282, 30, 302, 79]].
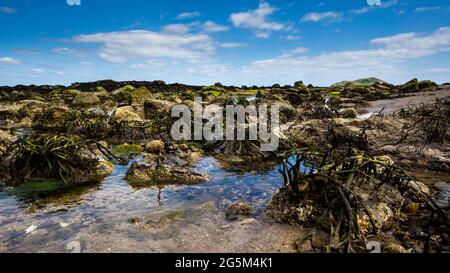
[[0, 0, 449, 86]]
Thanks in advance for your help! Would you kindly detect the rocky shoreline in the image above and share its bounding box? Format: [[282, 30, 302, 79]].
[[0, 78, 448, 253]]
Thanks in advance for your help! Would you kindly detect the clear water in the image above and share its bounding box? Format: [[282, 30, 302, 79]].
[[0, 156, 284, 252]]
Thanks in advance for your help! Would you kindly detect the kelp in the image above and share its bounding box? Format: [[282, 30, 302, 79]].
[[277, 126, 449, 252], [395, 97, 450, 144], [4, 134, 122, 184]]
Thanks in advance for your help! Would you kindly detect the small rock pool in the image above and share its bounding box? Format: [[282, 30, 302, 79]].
[[0, 156, 286, 252]]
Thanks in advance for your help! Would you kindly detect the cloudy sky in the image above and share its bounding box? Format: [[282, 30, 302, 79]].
[[0, 0, 449, 86]]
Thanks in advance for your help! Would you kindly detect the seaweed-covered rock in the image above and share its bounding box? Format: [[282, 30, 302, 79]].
[[340, 108, 358, 118], [143, 99, 175, 120], [32, 106, 70, 131], [125, 161, 208, 186]]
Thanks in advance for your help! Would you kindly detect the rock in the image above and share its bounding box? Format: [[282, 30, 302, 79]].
[[418, 80, 438, 90], [143, 99, 175, 120], [125, 162, 209, 186], [398, 78, 419, 93], [178, 143, 189, 151], [66, 241, 81, 253], [402, 202, 420, 214], [358, 202, 395, 234], [111, 106, 142, 123], [433, 182, 450, 192], [25, 225, 38, 234], [72, 92, 101, 107], [111, 85, 135, 104], [238, 218, 256, 225], [384, 241, 409, 253], [226, 202, 256, 220], [111, 144, 143, 157], [340, 108, 358, 118], [90, 156, 114, 181], [130, 86, 153, 105], [406, 180, 430, 200], [60, 222, 70, 228], [146, 140, 165, 153]]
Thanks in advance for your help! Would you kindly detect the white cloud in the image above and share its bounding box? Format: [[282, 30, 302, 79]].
[[286, 35, 302, 40], [53, 47, 78, 54], [301, 11, 343, 23], [67, 0, 81, 6], [73, 30, 215, 63], [414, 6, 441, 13], [242, 27, 450, 85], [219, 42, 247, 48], [0, 57, 22, 65], [230, 2, 284, 38], [30, 68, 44, 75], [176, 12, 201, 20], [367, 0, 382, 6], [0, 7, 17, 14], [54, 70, 65, 76], [202, 21, 230, 33], [163, 24, 190, 34]]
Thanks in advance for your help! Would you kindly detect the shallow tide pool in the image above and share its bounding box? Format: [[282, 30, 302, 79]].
[[0, 156, 285, 252]]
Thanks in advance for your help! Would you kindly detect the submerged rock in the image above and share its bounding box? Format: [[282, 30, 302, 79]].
[[226, 202, 256, 220]]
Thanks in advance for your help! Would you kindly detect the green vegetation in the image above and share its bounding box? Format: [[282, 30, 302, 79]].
[[111, 144, 143, 157], [7, 134, 98, 184]]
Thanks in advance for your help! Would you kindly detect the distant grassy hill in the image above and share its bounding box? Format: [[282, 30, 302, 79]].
[[332, 77, 388, 87]]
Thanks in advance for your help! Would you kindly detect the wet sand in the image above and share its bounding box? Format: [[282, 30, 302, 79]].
[[366, 85, 450, 115]]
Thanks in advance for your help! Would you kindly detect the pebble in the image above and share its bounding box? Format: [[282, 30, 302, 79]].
[[66, 241, 81, 253], [25, 225, 38, 234], [60, 222, 70, 228]]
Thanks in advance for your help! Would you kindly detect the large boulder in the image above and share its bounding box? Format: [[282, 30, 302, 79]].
[[111, 106, 142, 124], [72, 92, 101, 107], [143, 99, 175, 120], [111, 85, 135, 104], [130, 86, 153, 105], [398, 78, 419, 93]]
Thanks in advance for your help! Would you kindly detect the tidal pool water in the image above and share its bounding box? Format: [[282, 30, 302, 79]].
[[0, 156, 286, 252]]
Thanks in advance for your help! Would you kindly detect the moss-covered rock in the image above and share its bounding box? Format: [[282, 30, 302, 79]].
[[399, 78, 419, 93], [111, 85, 135, 104], [111, 144, 143, 157], [72, 92, 101, 107], [418, 80, 438, 90], [130, 86, 153, 105]]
